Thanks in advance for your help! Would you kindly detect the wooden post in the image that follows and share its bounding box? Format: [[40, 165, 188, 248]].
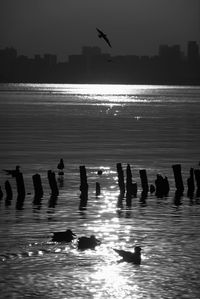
[[194, 169, 200, 197], [126, 164, 132, 197], [48, 170, 59, 196], [5, 180, 13, 200], [79, 165, 88, 209], [116, 163, 125, 195], [163, 176, 170, 196], [155, 174, 169, 197], [15, 172, 25, 198], [131, 182, 137, 197], [155, 174, 164, 197], [126, 164, 133, 206], [32, 174, 44, 204], [187, 168, 195, 198], [172, 164, 184, 195], [95, 182, 101, 196], [139, 169, 149, 194], [0, 186, 3, 200]]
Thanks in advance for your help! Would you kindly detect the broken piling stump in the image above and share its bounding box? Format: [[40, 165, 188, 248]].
[[5, 180, 13, 200], [96, 182, 101, 196], [0, 186, 3, 200], [15, 172, 26, 198], [79, 165, 88, 209], [116, 163, 125, 196], [187, 168, 195, 198], [32, 174, 44, 204], [139, 169, 149, 194], [194, 169, 200, 197]]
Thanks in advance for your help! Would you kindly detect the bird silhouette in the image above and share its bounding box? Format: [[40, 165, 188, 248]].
[[3, 165, 20, 177], [57, 158, 64, 171], [77, 235, 101, 250], [113, 246, 142, 264], [51, 229, 76, 242], [96, 28, 112, 48]]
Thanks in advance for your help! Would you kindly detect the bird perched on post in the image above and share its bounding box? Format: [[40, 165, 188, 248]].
[[113, 246, 142, 264], [3, 165, 20, 177], [51, 229, 76, 242], [96, 28, 112, 48], [57, 158, 64, 175]]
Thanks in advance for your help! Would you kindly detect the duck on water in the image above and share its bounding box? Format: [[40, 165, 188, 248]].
[[51, 229, 76, 242], [113, 246, 142, 265]]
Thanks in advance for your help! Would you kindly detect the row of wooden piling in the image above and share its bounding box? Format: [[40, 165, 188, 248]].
[[0, 163, 200, 210], [0, 170, 60, 209]]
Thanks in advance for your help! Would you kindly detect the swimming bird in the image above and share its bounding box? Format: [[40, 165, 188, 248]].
[[51, 229, 76, 242], [113, 246, 142, 264], [96, 28, 112, 48], [77, 235, 101, 250], [2, 165, 20, 177]]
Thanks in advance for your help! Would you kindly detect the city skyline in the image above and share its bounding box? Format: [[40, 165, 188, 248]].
[[1, 39, 199, 63], [1, 40, 199, 85], [1, 0, 199, 61]]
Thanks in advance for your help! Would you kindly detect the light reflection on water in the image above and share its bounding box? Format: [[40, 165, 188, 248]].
[[0, 84, 200, 298]]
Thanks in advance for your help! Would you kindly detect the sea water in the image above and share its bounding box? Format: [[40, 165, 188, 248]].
[[0, 84, 200, 298]]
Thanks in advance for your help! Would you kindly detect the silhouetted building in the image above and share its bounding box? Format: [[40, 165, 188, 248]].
[[82, 46, 101, 56], [187, 41, 199, 63], [159, 44, 181, 62], [0, 41, 200, 84], [44, 54, 57, 66]]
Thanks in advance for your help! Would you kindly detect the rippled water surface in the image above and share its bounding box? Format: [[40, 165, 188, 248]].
[[0, 84, 200, 298]]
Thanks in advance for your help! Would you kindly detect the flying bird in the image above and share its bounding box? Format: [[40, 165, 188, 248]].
[[113, 246, 142, 264], [96, 28, 112, 48]]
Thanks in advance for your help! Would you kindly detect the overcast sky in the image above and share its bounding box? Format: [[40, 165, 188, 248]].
[[0, 0, 199, 61]]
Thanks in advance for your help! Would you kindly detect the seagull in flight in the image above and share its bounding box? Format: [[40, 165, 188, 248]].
[[96, 28, 112, 48]]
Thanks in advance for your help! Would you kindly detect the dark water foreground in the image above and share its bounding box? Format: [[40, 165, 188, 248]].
[[0, 164, 200, 299], [0, 84, 200, 298]]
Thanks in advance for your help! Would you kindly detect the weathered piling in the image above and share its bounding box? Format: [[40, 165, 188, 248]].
[[139, 169, 149, 194], [5, 180, 13, 200], [15, 172, 26, 210], [47, 170, 59, 196], [79, 165, 88, 209], [163, 176, 170, 196], [116, 163, 125, 196], [15, 172, 26, 198], [172, 164, 184, 195], [95, 182, 101, 196], [155, 174, 169, 197], [131, 182, 138, 197], [187, 168, 195, 198], [32, 174, 43, 204], [126, 164, 137, 206], [126, 164, 132, 196], [0, 186, 3, 200], [194, 169, 200, 197]]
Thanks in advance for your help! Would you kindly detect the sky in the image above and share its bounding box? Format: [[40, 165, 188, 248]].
[[0, 0, 199, 61]]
